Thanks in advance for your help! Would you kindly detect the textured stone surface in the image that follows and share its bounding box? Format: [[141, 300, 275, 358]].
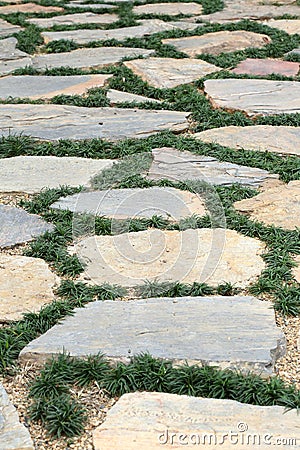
[[0, 255, 59, 321], [0, 2, 63, 13], [107, 89, 161, 104], [0, 18, 23, 37], [66, 2, 116, 9], [0, 105, 190, 141], [262, 19, 300, 35], [195, 125, 300, 157], [92, 392, 300, 450], [166, 20, 203, 31], [0, 205, 54, 248], [162, 31, 271, 57], [0, 156, 114, 193], [124, 57, 221, 88], [204, 79, 300, 116], [292, 255, 300, 283], [71, 228, 265, 288], [32, 47, 154, 70], [20, 296, 285, 374], [147, 147, 278, 186], [232, 58, 300, 76], [0, 383, 33, 449], [133, 2, 203, 16], [0, 37, 32, 76], [28, 12, 118, 27], [286, 47, 300, 56], [234, 181, 300, 230]]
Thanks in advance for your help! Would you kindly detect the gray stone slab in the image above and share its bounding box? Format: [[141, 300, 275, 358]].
[[107, 89, 161, 104], [133, 2, 203, 16], [147, 147, 278, 186], [0, 2, 63, 13], [286, 47, 300, 56], [166, 20, 203, 31], [66, 2, 116, 9], [0, 105, 190, 141], [0, 156, 114, 193], [27, 12, 118, 27], [0, 18, 23, 37], [0, 205, 54, 248], [0, 37, 32, 76], [204, 79, 300, 116], [19, 295, 285, 375]]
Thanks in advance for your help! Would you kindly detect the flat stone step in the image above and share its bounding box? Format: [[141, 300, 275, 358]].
[[0, 37, 32, 76], [0, 18, 23, 37], [0, 156, 113, 193], [262, 19, 300, 35], [204, 79, 300, 116], [27, 12, 118, 27], [0, 105, 190, 141], [93, 392, 300, 450], [132, 2, 203, 16], [231, 58, 300, 77], [19, 295, 285, 374], [107, 89, 161, 105], [72, 228, 265, 288], [0, 2, 63, 13]]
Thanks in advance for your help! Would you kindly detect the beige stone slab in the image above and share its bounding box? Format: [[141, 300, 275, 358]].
[[0, 37, 32, 76], [66, 2, 116, 9], [262, 19, 300, 34], [162, 31, 271, 57], [292, 254, 300, 282], [167, 20, 203, 31], [133, 2, 203, 16], [0, 2, 64, 13], [27, 12, 118, 27], [124, 57, 221, 88], [0, 255, 59, 321], [0, 18, 23, 37], [107, 89, 161, 104]]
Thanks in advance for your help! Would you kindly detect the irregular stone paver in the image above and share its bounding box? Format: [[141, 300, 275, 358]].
[[0, 2, 63, 13], [0, 255, 59, 321], [0, 18, 23, 37], [232, 58, 300, 76], [66, 2, 116, 9], [147, 147, 279, 186], [166, 20, 203, 31], [32, 47, 154, 71], [133, 2, 203, 16], [195, 125, 300, 157], [0, 156, 114, 193], [0, 74, 112, 100], [234, 181, 300, 230], [71, 228, 265, 288], [27, 12, 118, 27], [0, 383, 34, 449], [92, 392, 300, 450], [19, 295, 284, 374], [162, 31, 271, 57], [107, 89, 161, 104], [292, 255, 300, 283], [124, 57, 221, 88], [286, 47, 300, 56], [204, 79, 300, 116], [0, 37, 32, 76], [0, 205, 54, 248], [262, 19, 300, 35], [0, 105, 190, 141]]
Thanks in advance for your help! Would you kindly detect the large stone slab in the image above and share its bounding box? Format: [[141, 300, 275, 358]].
[[262, 19, 300, 35], [0, 2, 63, 13], [124, 57, 221, 88], [92, 392, 300, 450], [0, 205, 54, 248], [72, 228, 265, 288], [0, 383, 33, 449], [133, 2, 203, 16], [0, 105, 190, 141], [204, 79, 300, 116], [146, 147, 278, 186], [19, 295, 284, 374], [162, 31, 271, 57], [0, 156, 114, 193], [32, 47, 155, 71], [234, 181, 300, 230], [51, 187, 206, 220], [232, 58, 300, 76], [107, 89, 161, 105], [66, 2, 116, 9], [27, 12, 118, 27], [0, 37, 32, 76], [0, 18, 23, 37], [195, 125, 300, 157], [0, 255, 59, 321]]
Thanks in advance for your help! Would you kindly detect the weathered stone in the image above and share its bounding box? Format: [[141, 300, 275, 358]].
[[92, 392, 300, 450], [66, 2, 116, 9], [0, 2, 63, 13], [0, 382, 33, 449], [0, 18, 23, 37], [32, 47, 155, 71], [162, 31, 271, 57], [124, 57, 221, 88], [19, 295, 284, 374], [27, 12, 118, 27], [166, 20, 203, 31], [286, 47, 300, 56], [0, 255, 59, 321], [0, 74, 112, 100], [234, 181, 300, 230], [147, 147, 278, 186], [292, 255, 300, 283], [0, 104, 190, 141], [133, 2, 203, 16], [0, 156, 114, 193], [107, 89, 161, 104], [195, 125, 300, 157], [0, 205, 54, 248], [232, 58, 299, 76], [0, 37, 32, 76], [262, 19, 300, 35], [204, 79, 300, 116]]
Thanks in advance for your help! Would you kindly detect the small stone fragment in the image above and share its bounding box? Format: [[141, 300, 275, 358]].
[[107, 89, 161, 104]]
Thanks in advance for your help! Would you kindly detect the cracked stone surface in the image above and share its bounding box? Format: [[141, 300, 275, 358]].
[[162, 31, 271, 57], [19, 295, 285, 375], [27, 12, 118, 27], [195, 125, 300, 157], [204, 79, 300, 116], [0, 37, 32, 76], [107, 89, 161, 104], [0, 2, 64, 13], [234, 181, 300, 230], [0, 156, 114, 193], [0, 255, 59, 321], [0, 104, 190, 141], [231, 58, 300, 76], [262, 19, 300, 35], [0, 18, 23, 37], [133, 2, 203, 16], [124, 57, 221, 88]]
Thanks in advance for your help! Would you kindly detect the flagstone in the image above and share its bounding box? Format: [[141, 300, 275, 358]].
[[0, 255, 59, 321], [0, 2, 64, 13], [92, 392, 300, 450], [0, 104, 190, 140], [292, 255, 300, 282], [262, 19, 300, 35], [146, 147, 279, 186], [0, 18, 23, 37], [19, 295, 284, 374], [27, 12, 118, 27], [66, 2, 116, 9], [107, 89, 161, 104], [195, 125, 300, 157], [234, 181, 300, 230], [286, 47, 300, 56], [167, 20, 203, 31], [124, 57, 221, 89], [0, 156, 114, 193], [231, 58, 299, 76], [0, 37, 32, 76], [204, 79, 300, 116], [162, 31, 271, 57], [133, 2, 203, 16]]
